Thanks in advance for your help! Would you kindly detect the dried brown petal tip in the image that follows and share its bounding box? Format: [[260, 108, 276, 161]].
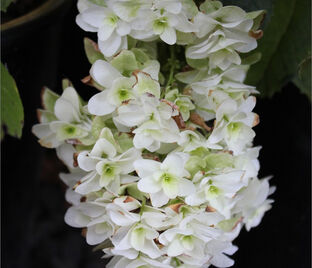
[[73, 152, 79, 167], [81, 75, 92, 84], [81, 228, 87, 237], [253, 114, 260, 127], [173, 114, 186, 129], [206, 205, 216, 212], [249, 30, 263, 40], [124, 196, 135, 203], [73, 181, 81, 190], [232, 217, 244, 230], [169, 203, 184, 213], [190, 112, 211, 132]]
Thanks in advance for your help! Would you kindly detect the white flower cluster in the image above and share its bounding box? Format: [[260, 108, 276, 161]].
[[33, 0, 274, 267]]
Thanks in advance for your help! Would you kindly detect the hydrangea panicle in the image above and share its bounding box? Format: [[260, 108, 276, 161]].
[[33, 1, 273, 267]]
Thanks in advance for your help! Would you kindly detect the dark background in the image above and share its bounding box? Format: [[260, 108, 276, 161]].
[[1, 1, 311, 268]]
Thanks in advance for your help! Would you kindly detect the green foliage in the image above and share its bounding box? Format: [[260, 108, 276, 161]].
[[1, 62, 24, 139], [228, 0, 311, 98], [1, 0, 13, 12]]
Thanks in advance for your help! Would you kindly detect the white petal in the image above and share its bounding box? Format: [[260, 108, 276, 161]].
[[178, 178, 195, 196], [138, 178, 162, 194], [134, 159, 161, 178], [133, 133, 155, 150], [81, 7, 107, 27], [77, 151, 98, 171], [64, 207, 90, 228], [54, 98, 80, 123], [150, 191, 169, 207], [98, 25, 115, 41], [88, 90, 116, 116], [56, 144, 76, 168], [76, 14, 97, 32], [142, 240, 162, 258], [167, 238, 185, 256], [75, 172, 101, 195], [210, 254, 234, 268], [160, 27, 176, 45], [162, 152, 188, 177], [91, 138, 117, 159], [116, 20, 131, 36], [86, 225, 110, 245], [32, 123, 52, 139], [90, 60, 121, 88], [98, 33, 123, 57]]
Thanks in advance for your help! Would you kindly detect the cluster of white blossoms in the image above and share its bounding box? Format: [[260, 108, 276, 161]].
[[33, 0, 275, 267]]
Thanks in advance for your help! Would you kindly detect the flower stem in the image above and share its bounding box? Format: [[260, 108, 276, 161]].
[[166, 45, 176, 89], [161, 45, 176, 98]]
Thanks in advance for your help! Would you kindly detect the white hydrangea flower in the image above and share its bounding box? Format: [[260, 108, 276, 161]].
[[111, 222, 162, 259], [159, 212, 223, 260], [150, 7, 196, 45], [88, 60, 160, 116], [32, 87, 92, 148], [64, 196, 116, 245], [75, 129, 141, 195], [233, 177, 275, 231], [186, 170, 246, 218], [106, 196, 141, 226], [134, 152, 195, 207], [208, 97, 259, 154], [76, 4, 130, 57], [186, 1, 262, 70], [141, 206, 183, 230], [186, 29, 256, 71], [114, 94, 180, 152]]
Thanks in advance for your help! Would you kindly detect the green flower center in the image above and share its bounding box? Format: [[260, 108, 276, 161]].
[[206, 185, 220, 198], [104, 14, 119, 26], [118, 88, 130, 101], [161, 173, 175, 183], [64, 126, 76, 134], [153, 17, 168, 33], [101, 152, 108, 159], [227, 122, 242, 138], [181, 235, 194, 250], [102, 164, 115, 176]]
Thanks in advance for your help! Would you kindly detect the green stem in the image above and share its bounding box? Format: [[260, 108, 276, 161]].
[[139, 196, 146, 216], [162, 45, 176, 98], [166, 45, 176, 88]]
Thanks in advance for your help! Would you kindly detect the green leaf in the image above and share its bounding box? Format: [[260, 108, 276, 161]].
[[84, 38, 105, 64], [1, 0, 13, 12], [230, 0, 311, 98], [1, 62, 24, 138]]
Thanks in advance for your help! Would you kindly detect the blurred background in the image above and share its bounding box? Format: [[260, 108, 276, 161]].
[[1, 0, 311, 267]]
